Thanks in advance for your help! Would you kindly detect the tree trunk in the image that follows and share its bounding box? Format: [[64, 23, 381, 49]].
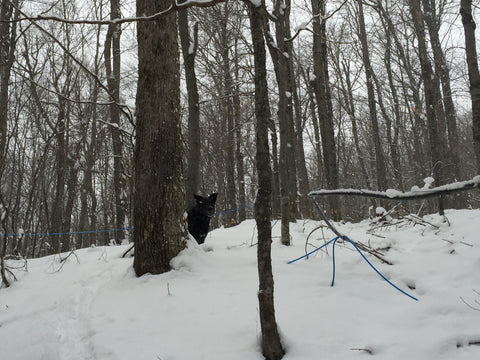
[[381, 15, 404, 191], [248, 2, 285, 359], [409, 0, 447, 214], [423, 0, 461, 181], [105, 0, 126, 244], [233, 40, 247, 223], [50, 102, 67, 253], [265, 0, 298, 244], [460, 0, 480, 172], [133, 0, 187, 276], [178, 4, 201, 209], [0, 0, 15, 178], [311, 0, 341, 220], [220, 3, 237, 223], [356, 0, 388, 190], [375, 1, 428, 183]]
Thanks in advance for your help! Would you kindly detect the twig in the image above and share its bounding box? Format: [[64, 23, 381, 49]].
[[460, 296, 480, 311], [304, 224, 329, 258], [121, 243, 134, 258], [350, 347, 374, 355]]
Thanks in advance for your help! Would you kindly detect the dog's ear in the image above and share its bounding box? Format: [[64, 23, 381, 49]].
[[194, 194, 205, 204], [209, 193, 218, 203]]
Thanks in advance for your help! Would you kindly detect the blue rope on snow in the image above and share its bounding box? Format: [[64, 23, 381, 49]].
[[288, 235, 419, 301], [287, 237, 339, 264]]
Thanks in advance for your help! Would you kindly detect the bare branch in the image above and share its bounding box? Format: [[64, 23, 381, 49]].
[[5, 0, 231, 25]]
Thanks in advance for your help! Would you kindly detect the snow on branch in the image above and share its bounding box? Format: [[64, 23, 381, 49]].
[[309, 176, 480, 201]]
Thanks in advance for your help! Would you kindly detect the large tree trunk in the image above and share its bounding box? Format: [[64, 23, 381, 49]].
[[0, 0, 16, 281], [0, 0, 15, 177], [460, 0, 480, 172], [133, 0, 187, 276], [249, 2, 285, 359]]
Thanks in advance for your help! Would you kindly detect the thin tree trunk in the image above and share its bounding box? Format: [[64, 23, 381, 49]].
[[178, 3, 201, 209], [233, 40, 246, 223], [409, 0, 447, 214], [265, 0, 297, 245], [356, 0, 387, 190], [290, 52, 311, 219], [220, 3, 237, 222], [50, 101, 67, 253], [311, 0, 341, 220], [423, 0, 461, 181], [381, 15, 404, 191], [249, 2, 284, 359], [105, 0, 125, 244]]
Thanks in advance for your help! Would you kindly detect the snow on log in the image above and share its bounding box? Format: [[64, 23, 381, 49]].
[[309, 176, 480, 201]]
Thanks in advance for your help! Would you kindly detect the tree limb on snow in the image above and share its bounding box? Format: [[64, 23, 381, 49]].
[[309, 176, 480, 201]]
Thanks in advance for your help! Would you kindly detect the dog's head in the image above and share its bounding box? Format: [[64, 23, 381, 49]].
[[193, 193, 218, 217]]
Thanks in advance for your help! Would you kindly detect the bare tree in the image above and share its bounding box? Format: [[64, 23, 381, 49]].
[[248, 1, 285, 358], [461, 0, 480, 172], [355, 0, 388, 190], [105, 0, 127, 244], [178, 2, 201, 209], [133, 0, 187, 276], [408, 0, 448, 214], [311, 0, 341, 219]]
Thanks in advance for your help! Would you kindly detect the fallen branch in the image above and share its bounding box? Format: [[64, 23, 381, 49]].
[[309, 176, 480, 200]]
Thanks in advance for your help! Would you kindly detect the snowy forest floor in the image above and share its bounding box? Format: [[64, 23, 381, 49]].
[[1, 209, 480, 360]]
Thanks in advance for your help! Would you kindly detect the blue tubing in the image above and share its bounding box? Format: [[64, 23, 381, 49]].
[[289, 235, 419, 301], [287, 237, 339, 264]]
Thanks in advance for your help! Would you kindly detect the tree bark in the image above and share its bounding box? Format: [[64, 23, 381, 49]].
[[311, 0, 341, 219], [178, 3, 201, 209], [133, 0, 187, 276], [422, 0, 460, 179], [220, 2, 238, 223], [409, 0, 447, 214], [460, 0, 480, 172], [105, 0, 126, 244], [249, 2, 285, 359], [264, 0, 298, 245], [233, 39, 247, 223], [0, 0, 15, 178], [356, 0, 388, 190]]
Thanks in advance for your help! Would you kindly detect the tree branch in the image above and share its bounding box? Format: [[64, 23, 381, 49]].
[[309, 176, 480, 201], [5, 0, 233, 25]]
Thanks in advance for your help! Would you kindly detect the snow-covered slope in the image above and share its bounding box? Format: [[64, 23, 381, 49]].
[[1, 209, 480, 360]]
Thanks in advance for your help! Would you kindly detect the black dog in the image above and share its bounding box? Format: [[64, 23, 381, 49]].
[[187, 193, 217, 244]]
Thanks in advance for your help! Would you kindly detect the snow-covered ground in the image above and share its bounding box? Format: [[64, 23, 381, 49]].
[[1, 209, 480, 360]]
